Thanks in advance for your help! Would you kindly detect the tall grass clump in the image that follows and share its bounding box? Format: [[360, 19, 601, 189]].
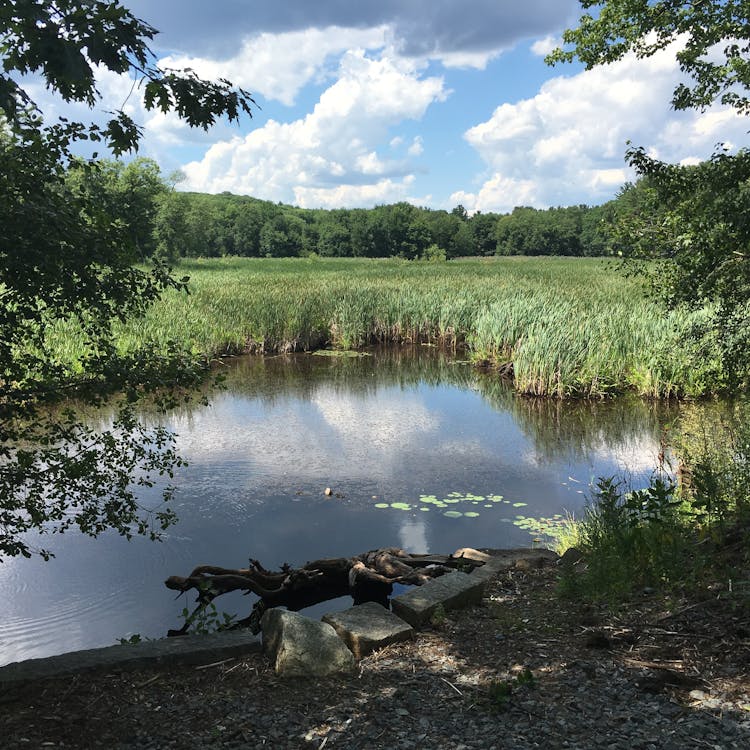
[[674, 402, 750, 533]]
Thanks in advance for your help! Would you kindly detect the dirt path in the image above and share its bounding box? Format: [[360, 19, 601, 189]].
[[1, 563, 749, 749]]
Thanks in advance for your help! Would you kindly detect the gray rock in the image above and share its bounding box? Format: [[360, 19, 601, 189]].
[[261, 608, 356, 676], [391, 570, 486, 627], [322, 601, 414, 658], [472, 549, 559, 581], [470, 555, 514, 582]]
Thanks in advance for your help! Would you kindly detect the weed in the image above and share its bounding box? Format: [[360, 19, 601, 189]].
[[180, 601, 237, 635], [515, 666, 535, 687], [429, 603, 447, 627], [487, 680, 513, 708], [558, 474, 694, 601], [558, 422, 750, 604], [486, 668, 536, 711], [117, 633, 143, 645], [178, 580, 238, 635]]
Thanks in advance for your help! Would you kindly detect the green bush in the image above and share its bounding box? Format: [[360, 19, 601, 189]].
[[561, 408, 750, 603], [560, 475, 693, 601], [421, 243, 447, 262]]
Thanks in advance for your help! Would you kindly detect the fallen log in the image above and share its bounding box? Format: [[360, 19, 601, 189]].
[[165, 546, 487, 636]]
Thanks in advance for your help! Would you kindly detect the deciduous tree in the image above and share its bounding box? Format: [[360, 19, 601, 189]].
[[0, 0, 254, 559]]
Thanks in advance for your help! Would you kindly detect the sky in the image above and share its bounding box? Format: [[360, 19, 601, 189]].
[[42, 1, 750, 212]]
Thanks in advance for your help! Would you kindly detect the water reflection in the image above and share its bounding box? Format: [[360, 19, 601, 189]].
[[0, 347, 683, 665], [398, 517, 429, 554]]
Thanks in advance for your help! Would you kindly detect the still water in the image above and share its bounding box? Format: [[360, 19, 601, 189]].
[[0, 348, 678, 666]]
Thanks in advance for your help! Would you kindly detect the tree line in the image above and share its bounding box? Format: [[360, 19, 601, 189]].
[[69, 157, 659, 261]]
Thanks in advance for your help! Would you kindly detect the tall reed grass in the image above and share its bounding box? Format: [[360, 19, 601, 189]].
[[51, 256, 722, 398]]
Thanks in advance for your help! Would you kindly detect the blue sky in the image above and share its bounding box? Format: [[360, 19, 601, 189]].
[[48, 1, 750, 212]]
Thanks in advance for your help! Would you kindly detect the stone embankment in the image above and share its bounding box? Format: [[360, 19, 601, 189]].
[[0, 548, 552, 683]]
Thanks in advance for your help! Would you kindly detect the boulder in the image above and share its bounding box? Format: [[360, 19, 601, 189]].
[[261, 609, 356, 676], [322, 602, 414, 659]]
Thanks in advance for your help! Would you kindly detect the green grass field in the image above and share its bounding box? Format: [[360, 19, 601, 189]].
[[52, 256, 722, 398]]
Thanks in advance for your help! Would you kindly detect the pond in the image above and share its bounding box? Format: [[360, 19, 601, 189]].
[[0, 347, 679, 666]]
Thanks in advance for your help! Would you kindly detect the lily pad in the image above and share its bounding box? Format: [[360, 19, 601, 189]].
[[464, 511, 480, 518], [390, 502, 411, 510], [374, 503, 389, 509], [443, 510, 463, 518], [512, 502, 528, 508]]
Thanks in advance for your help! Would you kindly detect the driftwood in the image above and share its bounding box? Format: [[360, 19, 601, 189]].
[[165, 546, 491, 636]]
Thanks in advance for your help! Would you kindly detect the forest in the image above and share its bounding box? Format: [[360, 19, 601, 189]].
[[69, 156, 644, 262]]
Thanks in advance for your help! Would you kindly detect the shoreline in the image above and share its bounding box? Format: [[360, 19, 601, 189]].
[[2, 561, 747, 749]]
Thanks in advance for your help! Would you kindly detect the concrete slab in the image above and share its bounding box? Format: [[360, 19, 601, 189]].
[[391, 570, 486, 628], [322, 601, 414, 659], [0, 630, 261, 684]]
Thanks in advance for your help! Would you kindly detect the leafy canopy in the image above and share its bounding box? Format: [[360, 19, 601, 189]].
[[0, 0, 254, 560], [547, 0, 750, 115], [1, 0, 254, 152]]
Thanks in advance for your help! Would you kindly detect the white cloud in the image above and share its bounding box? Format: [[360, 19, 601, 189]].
[[294, 177, 415, 210], [407, 136, 424, 156], [451, 175, 540, 214], [180, 50, 446, 206], [455, 41, 750, 213], [159, 26, 388, 106], [311, 389, 438, 453], [530, 35, 559, 57], [435, 49, 501, 70], [398, 518, 429, 554]]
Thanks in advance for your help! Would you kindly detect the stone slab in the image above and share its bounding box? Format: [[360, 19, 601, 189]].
[[261, 608, 356, 676], [391, 570, 486, 628], [322, 601, 414, 659], [471, 549, 559, 582], [0, 630, 261, 684]]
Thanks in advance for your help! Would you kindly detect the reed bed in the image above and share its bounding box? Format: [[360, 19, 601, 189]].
[[58, 256, 720, 399]]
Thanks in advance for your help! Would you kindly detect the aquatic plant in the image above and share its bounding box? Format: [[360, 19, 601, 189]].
[[373, 491, 538, 523], [46, 256, 723, 398]]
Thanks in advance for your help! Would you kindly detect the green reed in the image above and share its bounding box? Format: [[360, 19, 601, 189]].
[[50, 256, 722, 398]]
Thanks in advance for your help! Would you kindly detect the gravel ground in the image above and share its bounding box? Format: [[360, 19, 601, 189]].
[[2, 563, 749, 749]]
